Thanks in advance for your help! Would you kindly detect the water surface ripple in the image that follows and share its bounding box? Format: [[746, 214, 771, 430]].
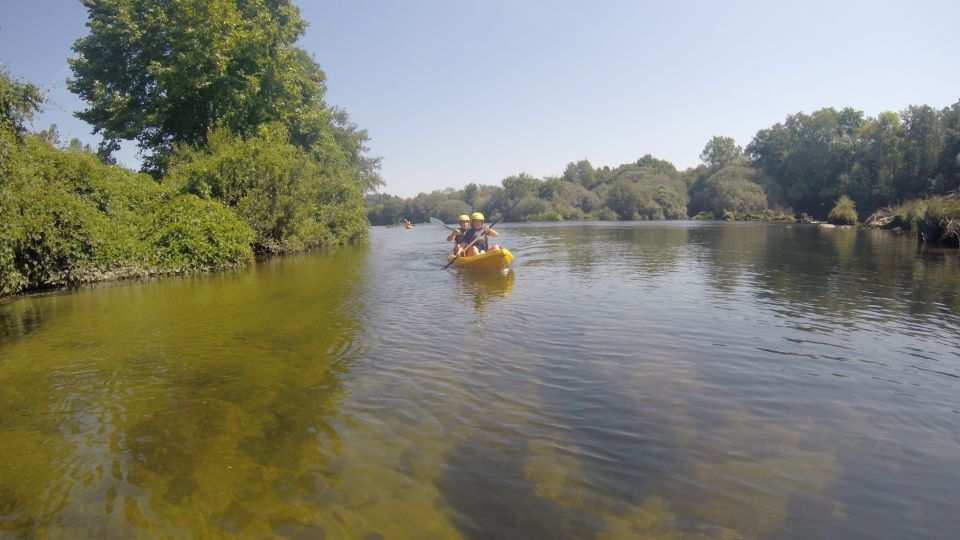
[[1, 222, 959, 538]]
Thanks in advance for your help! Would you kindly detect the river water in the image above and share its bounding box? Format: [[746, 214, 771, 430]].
[[1, 222, 958, 539]]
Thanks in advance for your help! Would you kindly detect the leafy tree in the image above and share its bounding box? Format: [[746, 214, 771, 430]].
[[431, 199, 471, 223], [165, 124, 366, 253], [688, 166, 768, 217], [501, 173, 541, 202], [68, 0, 377, 185], [653, 185, 688, 219], [560, 181, 600, 213], [605, 180, 665, 220], [462, 182, 479, 207], [37, 124, 61, 146], [845, 111, 903, 211], [0, 68, 42, 139], [562, 159, 598, 189], [700, 136, 745, 169], [636, 154, 682, 178], [938, 100, 960, 193], [898, 105, 944, 197], [747, 108, 863, 217]]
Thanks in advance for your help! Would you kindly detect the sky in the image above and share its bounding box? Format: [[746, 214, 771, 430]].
[[2, 0, 959, 197]]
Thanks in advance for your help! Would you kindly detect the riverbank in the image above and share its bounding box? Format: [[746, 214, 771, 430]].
[[0, 130, 368, 298], [2, 68, 371, 299], [865, 194, 960, 247]]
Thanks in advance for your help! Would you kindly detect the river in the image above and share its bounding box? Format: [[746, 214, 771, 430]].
[[1, 222, 958, 538]]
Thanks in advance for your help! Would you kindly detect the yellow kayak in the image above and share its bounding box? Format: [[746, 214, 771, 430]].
[[447, 248, 514, 270]]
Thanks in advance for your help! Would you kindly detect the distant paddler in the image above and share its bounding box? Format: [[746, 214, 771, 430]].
[[458, 212, 499, 257], [404, 218, 413, 229]]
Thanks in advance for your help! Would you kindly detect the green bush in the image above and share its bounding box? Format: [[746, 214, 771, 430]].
[[896, 196, 960, 245], [1, 135, 153, 294], [593, 207, 620, 221], [828, 195, 858, 225], [145, 195, 253, 271], [692, 211, 715, 220], [528, 210, 564, 222], [166, 125, 368, 253], [689, 166, 769, 217], [0, 132, 255, 296]]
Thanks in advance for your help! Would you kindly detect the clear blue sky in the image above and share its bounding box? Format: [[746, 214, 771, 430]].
[[2, 0, 959, 196]]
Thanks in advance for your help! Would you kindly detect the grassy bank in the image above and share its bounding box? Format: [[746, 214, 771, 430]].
[[866, 194, 960, 247]]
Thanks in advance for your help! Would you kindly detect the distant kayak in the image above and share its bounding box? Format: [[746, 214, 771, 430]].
[[446, 248, 514, 270]]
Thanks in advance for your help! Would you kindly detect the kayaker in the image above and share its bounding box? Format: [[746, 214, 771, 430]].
[[458, 212, 499, 257], [447, 214, 470, 252]]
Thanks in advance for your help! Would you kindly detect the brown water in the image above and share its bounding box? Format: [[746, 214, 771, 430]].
[[1, 222, 959, 538]]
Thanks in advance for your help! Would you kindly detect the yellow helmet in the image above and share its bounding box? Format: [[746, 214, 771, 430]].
[[458, 214, 470, 222], [471, 212, 485, 221]]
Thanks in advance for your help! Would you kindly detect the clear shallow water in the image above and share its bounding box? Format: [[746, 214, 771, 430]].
[[1, 222, 959, 538]]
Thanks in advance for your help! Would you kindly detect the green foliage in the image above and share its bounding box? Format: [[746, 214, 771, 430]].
[[0, 68, 42, 139], [1, 69, 43, 181], [562, 159, 598, 189], [501, 173, 541, 202], [363, 98, 960, 230], [700, 136, 746, 169], [689, 166, 769, 217], [68, 0, 380, 193], [692, 211, 716, 220], [748, 102, 960, 218], [827, 195, 858, 225], [892, 196, 960, 246], [0, 130, 252, 296], [747, 108, 864, 217], [431, 199, 471, 223], [145, 195, 254, 270], [70, 0, 300, 165], [166, 125, 367, 253]]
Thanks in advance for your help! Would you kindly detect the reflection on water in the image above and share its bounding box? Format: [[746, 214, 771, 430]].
[[0, 251, 369, 537], [1, 222, 959, 538], [454, 270, 515, 313]]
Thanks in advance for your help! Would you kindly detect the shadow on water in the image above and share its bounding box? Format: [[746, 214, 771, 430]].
[[0, 247, 371, 537]]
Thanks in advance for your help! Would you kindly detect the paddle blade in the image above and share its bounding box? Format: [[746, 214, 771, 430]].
[[429, 217, 456, 230]]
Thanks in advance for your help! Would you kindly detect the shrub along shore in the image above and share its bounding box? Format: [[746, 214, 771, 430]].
[[0, 109, 370, 298], [2, 1, 378, 298]]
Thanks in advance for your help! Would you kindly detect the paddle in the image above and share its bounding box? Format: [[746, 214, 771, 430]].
[[429, 217, 459, 231], [443, 198, 523, 269]]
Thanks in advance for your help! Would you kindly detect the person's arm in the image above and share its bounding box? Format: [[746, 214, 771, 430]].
[[447, 230, 459, 241], [484, 227, 499, 237]]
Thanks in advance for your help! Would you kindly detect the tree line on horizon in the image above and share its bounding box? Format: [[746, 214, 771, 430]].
[[367, 101, 960, 226]]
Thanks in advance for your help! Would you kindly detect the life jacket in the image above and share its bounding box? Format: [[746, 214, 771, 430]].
[[461, 227, 489, 252]]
